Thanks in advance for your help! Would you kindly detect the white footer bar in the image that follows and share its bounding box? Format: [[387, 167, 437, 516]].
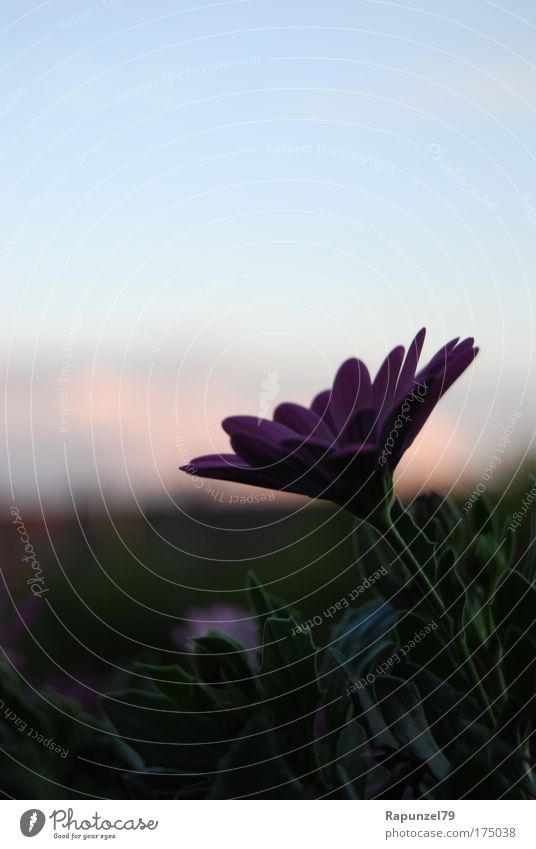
[[2, 799, 535, 848]]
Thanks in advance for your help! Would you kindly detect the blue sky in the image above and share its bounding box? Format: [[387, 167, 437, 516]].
[[2, 0, 536, 504]]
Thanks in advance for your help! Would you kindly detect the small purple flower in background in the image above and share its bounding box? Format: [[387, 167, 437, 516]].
[[181, 329, 478, 518], [173, 603, 259, 666]]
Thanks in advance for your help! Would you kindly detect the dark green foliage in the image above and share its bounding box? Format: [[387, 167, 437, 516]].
[[0, 661, 138, 799], [2, 487, 536, 798]]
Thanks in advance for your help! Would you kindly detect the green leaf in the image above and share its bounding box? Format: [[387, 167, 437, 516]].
[[402, 663, 478, 751], [500, 519, 517, 571], [326, 598, 398, 683], [492, 569, 536, 642], [519, 476, 536, 582], [133, 662, 216, 711], [247, 571, 286, 619], [102, 689, 223, 770], [470, 492, 499, 538], [208, 713, 303, 799], [246, 572, 300, 624], [260, 616, 320, 746], [354, 676, 399, 752], [433, 545, 466, 611], [395, 612, 456, 686], [372, 675, 450, 781], [314, 661, 355, 788], [390, 499, 437, 573], [352, 520, 404, 595], [411, 493, 461, 544], [191, 630, 257, 700], [502, 626, 536, 715], [335, 722, 368, 799], [462, 595, 488, 651]]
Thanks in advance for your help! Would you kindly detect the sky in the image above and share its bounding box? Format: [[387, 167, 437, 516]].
[[2, 0, 536, 508]]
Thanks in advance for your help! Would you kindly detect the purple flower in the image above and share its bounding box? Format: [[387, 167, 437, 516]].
[[173, 604, 259, 670], [172, 604, 258, 653], [181, 329, 477, 517]]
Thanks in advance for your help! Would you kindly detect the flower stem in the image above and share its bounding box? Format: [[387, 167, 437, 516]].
[[383, 520, 446, 620]]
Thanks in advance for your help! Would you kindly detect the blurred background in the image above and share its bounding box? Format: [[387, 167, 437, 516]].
[[2, 0, 535, 711]]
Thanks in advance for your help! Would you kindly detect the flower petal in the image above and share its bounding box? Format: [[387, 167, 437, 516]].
[[329, 358, 372, 433], [342, 406, 381, 445], [181, 455, 281, 490], [180, 329, 479, 516], [416, 336, 463, 381], [231, 434, 337, 498], [222, 415, 297, 446], [388, 343, 478, 463], [181, 453, 247, 472], [274, 402, 334, 443], [329, 441, 380, 486], [393, 327, 426, 407], [310, 388, 338, 432], [373, 344, 405, 409]]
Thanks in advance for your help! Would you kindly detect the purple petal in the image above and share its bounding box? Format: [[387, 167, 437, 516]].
[[329, 442, 380, 486], [310, 388, 338, 432], [330, 442, 378, 461], [415, 336, 463, 381], [222, 415, 297, 446], [329, 358, 373, 432], [273, 402, 334, 443], [232, 434, 335, 496], [230, 433, 288, 468], [390, 343, 478, 462], [372, 345, 405, 409], [182, 454, 282, 490], [182, 453, 246, 470], [341, 406, 381, 445], [393, 327, 426, 407], [231, 434, 346, 499], [280, 437, 336, 482]]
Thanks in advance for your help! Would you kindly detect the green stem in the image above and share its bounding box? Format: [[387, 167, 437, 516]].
[[384, 520, 446, 621], [373, 509, 497, 730], [483, 604, 508, 703]]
